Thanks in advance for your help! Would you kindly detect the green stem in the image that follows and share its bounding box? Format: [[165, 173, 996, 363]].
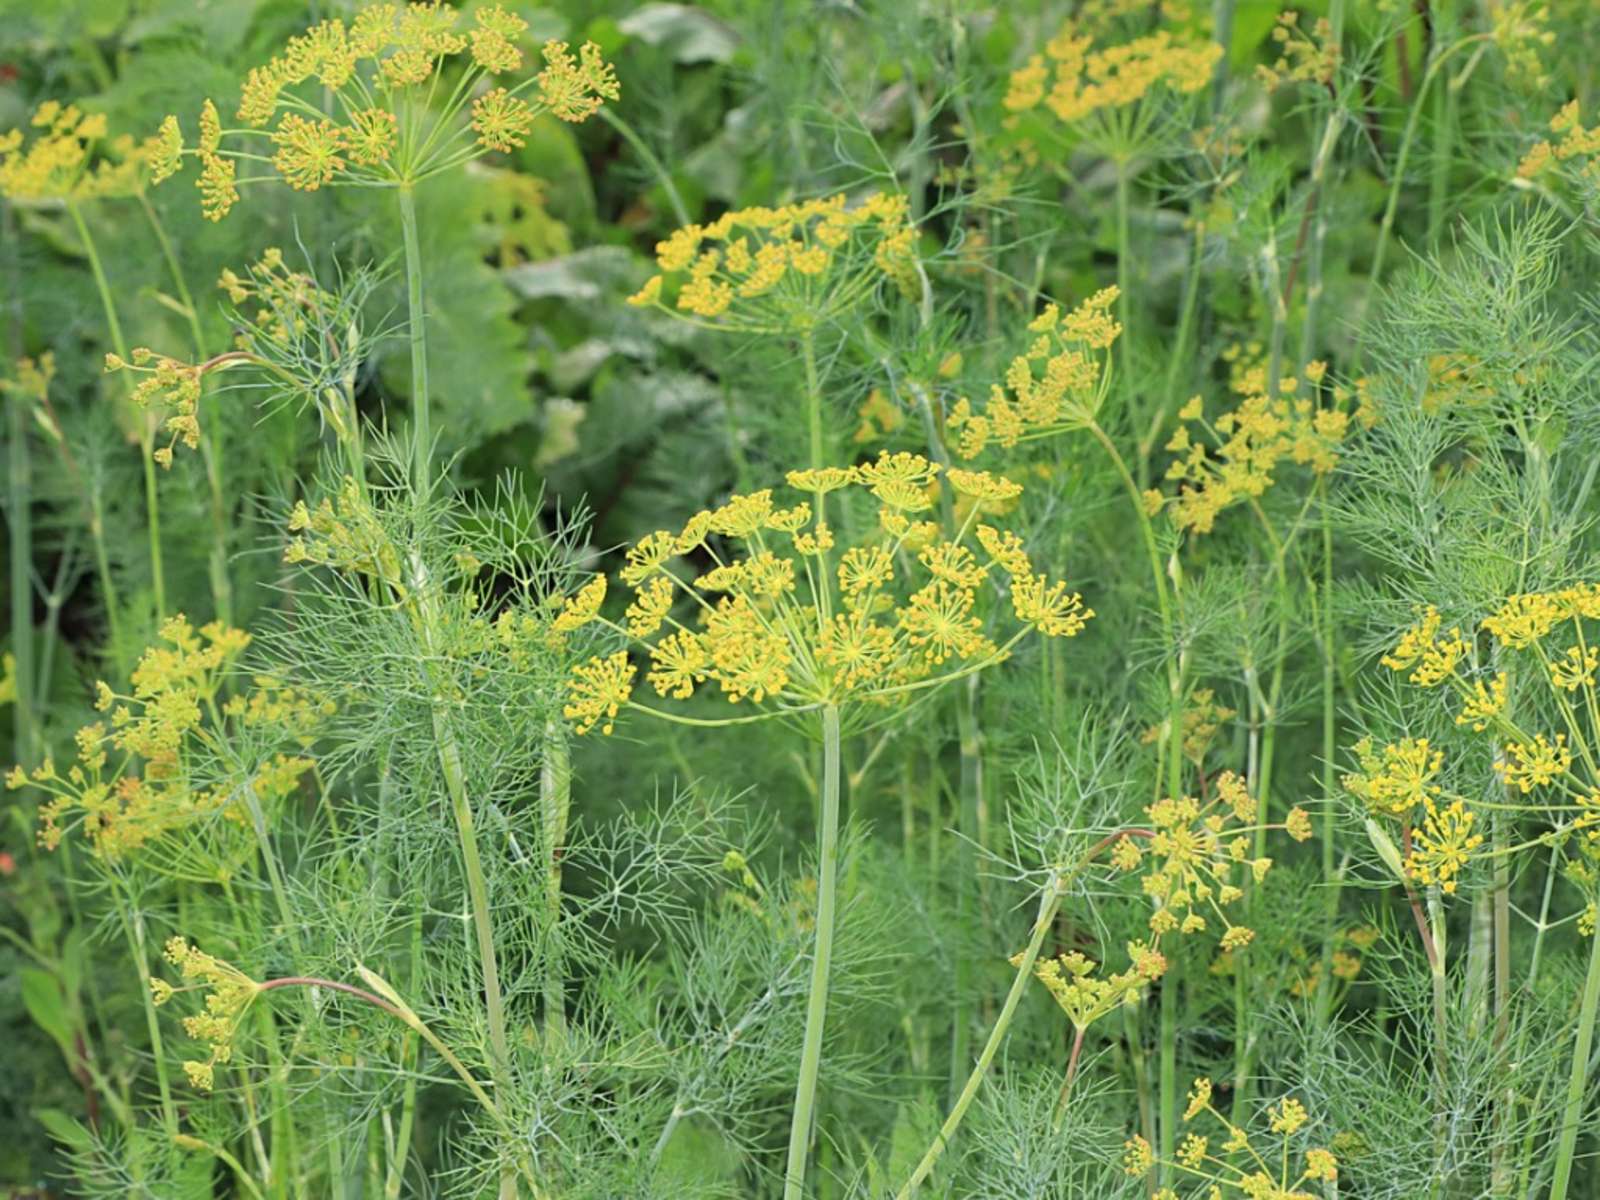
[[598, 108, 691, 228], [69, 199, 165, 619], [1113, 161, 1141, 487], [783, 703, 843, 1200], [114, 883, 178, 1141], [1550, 891, 1600, 1200], [895, 878, 1064, 1198], [437, 698, 516, 1199], [5, 263, 35, 768], [1315, 488, 1340, 1029], [914, 385, 985, 1103], [541, 720, 571, 1038], [397, 185, 431, 495], [138, 192, 232, 626], [1358, 35, 1490, 364]]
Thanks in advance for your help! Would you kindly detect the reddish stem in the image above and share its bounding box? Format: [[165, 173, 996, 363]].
[[258, 975, 402, 1018]]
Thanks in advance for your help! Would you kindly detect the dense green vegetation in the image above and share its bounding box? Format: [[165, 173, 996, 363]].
[[5, 1, 1600, 1197]]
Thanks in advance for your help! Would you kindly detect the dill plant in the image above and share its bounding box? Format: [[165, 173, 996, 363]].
[[11, 2, 1600, 1198]]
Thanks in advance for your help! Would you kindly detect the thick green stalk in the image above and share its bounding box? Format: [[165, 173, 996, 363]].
[[597, 108, 691, 228], [397, 185, 431, 495], [1315, 494, 1340, 1028], [7, 350, 35, 768], [68, 200, 165, 619], [4, 201, 35, 767], [115, 885, 179, 1142], [1550, 888, 1600, 1200], [541, 721, 571, 1038], [436, 701, 516, 1200], [896, 878, 1064, 1198], [783, 704, 843, 1200]]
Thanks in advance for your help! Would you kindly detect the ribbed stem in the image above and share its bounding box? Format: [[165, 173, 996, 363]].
[[397, 185, 431, 495], [896, 879, 1063, 1198], [69, 200, 165, 619], [1550, 890, 1600, 1200], [541, 721, 571, 1038], [783, 704, 843, 1200]]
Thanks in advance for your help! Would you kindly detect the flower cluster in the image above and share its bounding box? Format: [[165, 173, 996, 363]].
[[945, 290, 1121, 458], [103, 348, 202, 468], [559, 456, 1093, 735], [1024, 940, 1167, 1033], [625, 192, 919, 331], [153, 5, 617, 220], [152, 937, 262, 1091], [1110, 771, 1308, 947], [1004, 26, 1220, 126], [1124, 1082, 1338, 1198], [107, 247, 359, 467], [1153, 359, 1356, 536], [1255, 11, 1340, 92], [0, 100, 171, 203], [10, 617, 314, 861], [1517, 100, 1600, 187], [1342, 737, 1444, 818]]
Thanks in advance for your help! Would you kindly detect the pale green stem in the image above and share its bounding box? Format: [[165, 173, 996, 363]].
[[1550, 886, 1600, 1200], [114, 883, 178, 1141], [138, 191, 233, 626], [1358, 35, 1490, 366], [436, 696, 516, 1200], [895, 878, 1064, 1198], [783, 704, 843, 1200], [397, 185, 431, 494], [598, 108, 690, 227], [69, 199, 165, 618], [541, 721, 571, 1038]]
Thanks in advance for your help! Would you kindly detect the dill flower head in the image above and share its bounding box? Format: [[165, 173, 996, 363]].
[[1130, 774, 1291, 945], [1003, 19, 1220, 145], [1027, 941, 1167, 1032], [0, 100, 170, 203], [14, 617, 313, 862], [1380, 605, 1471, 687], [560, 455, 1093, 735], [1341, 736, 1443, 818], [1517, 100, 1600, 186], [152, 4, 618, 216], [1141, 1083, 1338, 1197], [1406, 798, 1483, 894], [105, 348, 202, 469], [1255, 11, 1341, 92], [945, 290, 1121, 458], [626, 192, 919, 332], [1149, 354, 1357, 535], [156, 937, 262, 1091], [1495, 732, 1574, 794]]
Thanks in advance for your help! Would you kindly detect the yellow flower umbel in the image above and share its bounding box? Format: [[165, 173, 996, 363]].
[[1003, 21, 1220, 136], [558, 456, 1092, 735], [1360, 583, 1600, 905], [153, 937, 263, 1091], [1112, 770, 1307, 946], [1027, 941, 1168, 1036], [110, 247, 368, 467], [152, 6, 618, 220], [1517, 101, 1600, 192], [0, 99, 174, 205], [1125, 1081, 1338, 1197], [625, 192, 919, 332], [945, 290, 1121, 458], [1151, 357, 1355, 536], [11, 616, 315, 863]]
